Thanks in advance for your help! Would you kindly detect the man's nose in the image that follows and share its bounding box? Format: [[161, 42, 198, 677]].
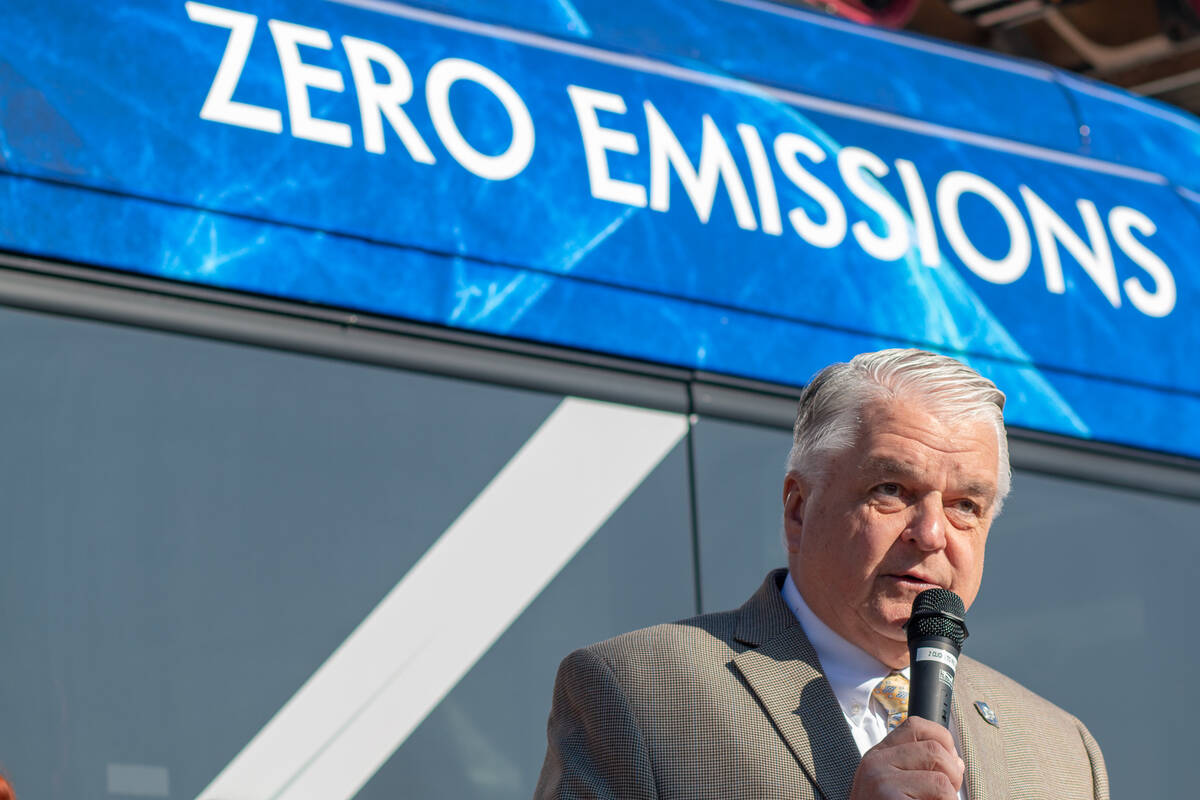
[[904, 494, 946, 550]]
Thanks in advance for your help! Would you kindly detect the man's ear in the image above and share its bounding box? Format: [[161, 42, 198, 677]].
[[782, 472, 807, 552]]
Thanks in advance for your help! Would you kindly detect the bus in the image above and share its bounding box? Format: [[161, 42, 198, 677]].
[[2, 1, 1197, 797]]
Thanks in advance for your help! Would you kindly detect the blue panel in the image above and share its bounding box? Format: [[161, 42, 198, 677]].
[[1, 0, 1199, 459], [1061, 73, 1200, 194]]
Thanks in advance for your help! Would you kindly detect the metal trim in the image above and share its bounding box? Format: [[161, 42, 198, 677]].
[[0, 254, 689, 413], [1, 251, 1198, 501]]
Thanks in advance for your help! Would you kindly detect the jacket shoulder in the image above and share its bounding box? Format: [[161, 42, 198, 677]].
[[959, 655, 1082, 724], [959, 656, 1069, 717], [959, 655, 1109, 798], [577, 607, 744, 678]]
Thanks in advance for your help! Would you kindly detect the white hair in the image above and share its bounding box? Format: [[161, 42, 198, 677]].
[[786, 348, 1011, 514]]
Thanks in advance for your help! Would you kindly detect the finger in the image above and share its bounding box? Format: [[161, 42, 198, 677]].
[[851, 758, 960, 800], [881, 716, 959, 756], [868, 740, 964, 792], [894, 770, 959, 800]]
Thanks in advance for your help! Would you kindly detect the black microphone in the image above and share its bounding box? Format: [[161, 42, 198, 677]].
[[906, 588, 969, 728]]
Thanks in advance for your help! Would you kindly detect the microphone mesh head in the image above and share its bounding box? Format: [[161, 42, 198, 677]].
[[908, 588, 967, 650]]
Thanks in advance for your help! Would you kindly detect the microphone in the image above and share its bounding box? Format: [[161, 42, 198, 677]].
[[906, 588, 969, 728]]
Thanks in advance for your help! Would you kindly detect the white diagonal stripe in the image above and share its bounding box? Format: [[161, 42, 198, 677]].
[[196, 396, 688, 800]]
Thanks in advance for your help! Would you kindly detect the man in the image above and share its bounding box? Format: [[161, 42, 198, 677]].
[[535, 349, 1108, 800]]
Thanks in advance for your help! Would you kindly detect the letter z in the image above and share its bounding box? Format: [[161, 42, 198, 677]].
[[186, 2, 283, 133]]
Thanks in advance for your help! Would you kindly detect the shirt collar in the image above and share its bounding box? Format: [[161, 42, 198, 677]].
[[781, 571, 906, 724]]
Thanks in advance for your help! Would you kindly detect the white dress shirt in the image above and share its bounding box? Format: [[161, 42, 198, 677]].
[[782, 572, 966, 799]]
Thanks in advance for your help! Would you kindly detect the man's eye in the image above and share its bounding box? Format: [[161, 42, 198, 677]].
[[952, 499, 981, 515], [876, 483, 902, 497]]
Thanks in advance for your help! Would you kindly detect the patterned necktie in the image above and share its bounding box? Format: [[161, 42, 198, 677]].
[[872, 671, 910, 732]]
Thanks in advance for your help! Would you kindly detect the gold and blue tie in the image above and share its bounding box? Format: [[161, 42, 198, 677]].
[[872, 671, 910, 732]]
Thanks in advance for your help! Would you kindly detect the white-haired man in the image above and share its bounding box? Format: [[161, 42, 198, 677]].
[[535, 349, 1107, 800]]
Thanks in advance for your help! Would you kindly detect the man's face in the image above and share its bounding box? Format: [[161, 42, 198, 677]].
[[783, 395, 999, 668]]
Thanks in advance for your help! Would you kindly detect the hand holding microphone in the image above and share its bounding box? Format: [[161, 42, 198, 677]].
[[849, 589, 970, 800]]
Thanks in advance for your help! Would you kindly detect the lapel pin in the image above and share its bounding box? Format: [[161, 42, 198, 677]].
[[974, 700, 1000, 727]]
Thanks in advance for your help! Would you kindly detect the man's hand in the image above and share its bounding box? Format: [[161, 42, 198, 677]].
[[849, 716, 964, 800]]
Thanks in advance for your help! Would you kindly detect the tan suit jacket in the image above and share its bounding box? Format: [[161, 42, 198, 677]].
[[536, 570, 1108, 800]]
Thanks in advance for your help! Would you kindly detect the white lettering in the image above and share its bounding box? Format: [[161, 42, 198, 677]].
[[268, 19, 352, 147], [426, 58, 534, 181], [644, 101, 757, 230], [838, 146, 910, 262], [1111, 206, 1176, 317], [1020, 186, 1120, 308], [565, 86, 646, 207], [895, 159, 940, 267], [937, 171, 1031, 284], [341, 36, 434, 161], [736, 124, 782, 236], [185, 2, 282, 133], [773, 133, 845, 249]]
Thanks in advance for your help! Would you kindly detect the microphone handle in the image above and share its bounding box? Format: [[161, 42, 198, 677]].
[[908, 634, 960, 728]]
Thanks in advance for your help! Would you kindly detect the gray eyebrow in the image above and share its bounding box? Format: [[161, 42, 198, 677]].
[[962, 481, 998, 504], [859, 456, 922, 481]]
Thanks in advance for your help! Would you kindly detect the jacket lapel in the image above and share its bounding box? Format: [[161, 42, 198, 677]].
[[730, 571, 862, 800], [952, 691, 982, 800], [955, 660, 1009, 800]]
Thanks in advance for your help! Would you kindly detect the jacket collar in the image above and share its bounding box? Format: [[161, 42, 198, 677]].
[[731, 569, 862, 800]]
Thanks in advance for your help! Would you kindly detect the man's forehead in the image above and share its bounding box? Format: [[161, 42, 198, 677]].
[[858, 428, 999, 462], [855, 398, 999, 453], [853, 399, 998, 466]]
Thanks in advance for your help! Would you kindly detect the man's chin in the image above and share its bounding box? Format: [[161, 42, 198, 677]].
[[858, 617, 911, 667], [867, 603, 913, 643]]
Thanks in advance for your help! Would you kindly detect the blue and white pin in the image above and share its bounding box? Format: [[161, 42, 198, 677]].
[[974, 700, 1000, 727]]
